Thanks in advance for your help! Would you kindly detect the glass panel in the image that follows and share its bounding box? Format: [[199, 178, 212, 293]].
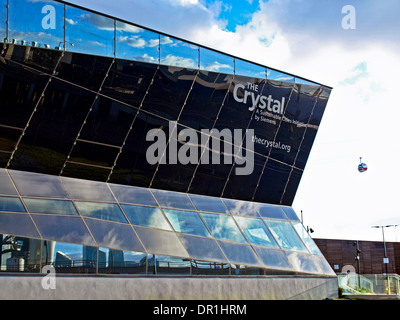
[[178, 70, 233, 131], [252, 246, 293, 270], [189, 194, 229, 214], [178, 234, 227, 263], [282, 206, 300, 221], [315, 255, 335, 276], [121, 204, 171, 230], [258, 204, 287, 220], [23, 198, 78, 216], [0, 235, 41, 272], [116, 22, 160, 63], [292, 222, 321, 255], [98, 248, 147, 274], [217, 240, 262, 267], [200, 212, 246, 243], [222, 198, 260, 217], [0, 0, 6, 41], [9, 170, 69, 198], [0, 169, 18, 195], [264, 220, 307, 252], [68, 140, 119, 168], [160, 36, 198, 69], [150, 189, 195, 210], [0, 212, 40, 238], [49, 241, 97, 274], [133, 226, 189, 258], [267, 69, 295, 82], [79, 96, 137, 146], [200, 47, 234, 74], [285, 251, 322, 274], [31, 214, 95, 246], [61, 177, 115, 202], [0, 196, 25, 212], [234, 59, 266, 79], [75, 201, 127, 223], [65, 5, 114, 57], [191, 259, 230, 275], [252, 160, 291, 204], [8, 0, 64, 50], [234, 216, 279, 248], [230, 264, 264, 276], [109, 184, 157, 206], [153, 255, 191, 275], [163, 209, 210, 237], [140, 65, 197, 121], [8, 79, 96, 175], [84, 218, 144, 252]]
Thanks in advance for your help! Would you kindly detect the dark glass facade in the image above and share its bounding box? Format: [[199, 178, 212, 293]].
[[0, 0, 334, 277]]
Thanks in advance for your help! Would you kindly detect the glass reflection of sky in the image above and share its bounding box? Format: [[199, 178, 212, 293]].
[[5, 0, 310, 83]]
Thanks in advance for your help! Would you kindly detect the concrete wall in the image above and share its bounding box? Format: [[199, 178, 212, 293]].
[[0, 274, 338, 300]]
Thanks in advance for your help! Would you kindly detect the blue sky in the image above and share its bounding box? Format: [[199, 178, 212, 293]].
[[34, 0, 400, 242]]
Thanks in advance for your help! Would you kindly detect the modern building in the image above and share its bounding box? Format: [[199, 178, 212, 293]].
[[315, 238, 400, 275], [0, 0, 336, 299]]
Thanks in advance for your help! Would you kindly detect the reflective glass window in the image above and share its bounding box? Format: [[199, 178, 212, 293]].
[[31, 214, 95, 246], [200, 47, 234, 74], [0, 196, 25, 212], [230, 264, 264, 276], [0, 0, 6, 40], [292, 222, 321, 255], [0, 212, 40, 239], [282, 206, 300, 221], [235, 59, 266, 79], [0, 234, 41, 272], [163, 209, 210, 237], [178, 70, 233, 131], [191, 260, 230, 275], [153, 255, 191, 275], [0, 169, 18, 195], [50, 241, 97, 274], [62, 177, 115, 202], [189, 194, 229, 214], [109, 184, 157, 206], [23, 198, 78, 216], [234, 216, 279, 248], [55, 52, 113, 91], [65, 5, 115, 57], [9, 170, 69, 198], [253, 246, 293, 270], [150, 189, 195, 210], [98, 248, 147, 274], [285, 251, 321, 274], [160, 36, 199, 69], [258, 204, 287, 220], [68, 140, 119, 168], [222, 199, 260, 217], [84, 218, 144, 252], [140, 65, 197, 121], [200, 212, 246, 243], [79, 96, 137, 147], [133, 226, 189, 258], [315, 255, 335, 276], [75, 201, 127, 223], [217, 240, 262, 267], [8, 0, 64, 50], [179, 234, 227, 263], [267, 69, 294, 82], [121, 204, 171, 231], [115, 22, 160, 63], [264, 220, 307, 252], [8, 79, 96, 175]]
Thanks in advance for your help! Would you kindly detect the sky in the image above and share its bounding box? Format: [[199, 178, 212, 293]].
[[64, 0, 400, 242]]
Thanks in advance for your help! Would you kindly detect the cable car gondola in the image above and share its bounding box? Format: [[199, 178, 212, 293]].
[[358, 157, 367, 173]]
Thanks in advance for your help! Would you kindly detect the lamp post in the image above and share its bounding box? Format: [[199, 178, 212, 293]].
[[372, 224, 398, 294]]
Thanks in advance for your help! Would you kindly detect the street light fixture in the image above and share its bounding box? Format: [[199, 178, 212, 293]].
[[371, 225, 398, 275]]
